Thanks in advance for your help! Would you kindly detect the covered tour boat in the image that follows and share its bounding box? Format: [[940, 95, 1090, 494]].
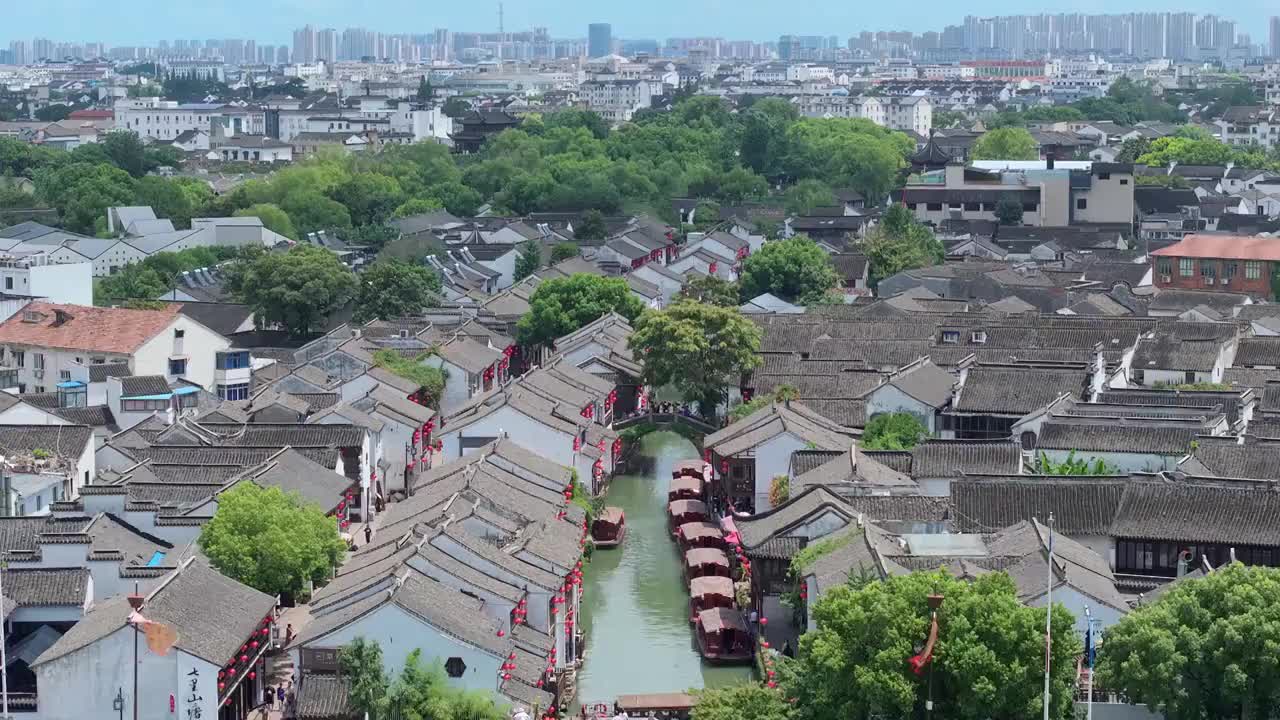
[[675, 521, 725, 550], [694, 607, 753, 665], [667, 498, 708, 529], [684, 547, 731, 580], [668, 475, 702, 503], [671, 459, 704, 479], [615, 693, 696, 720], [689, 575, 736, 621], [591, 506, 626, 549]]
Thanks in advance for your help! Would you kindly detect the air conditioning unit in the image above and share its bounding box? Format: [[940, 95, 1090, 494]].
[[1221, 278, 1231, 285], [1203, 278, 1214, 286]]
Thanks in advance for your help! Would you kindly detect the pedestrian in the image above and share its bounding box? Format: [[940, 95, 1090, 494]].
[[364, 525, 372, 545], [264, 685, 274, 709], [277, 685, 285, 707], [285, 623, 294, 646]]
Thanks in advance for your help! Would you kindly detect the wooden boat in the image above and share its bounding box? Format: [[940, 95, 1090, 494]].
[[684, 547, 731, 580], [675, 521, 725, 550], [668, 475, 702, 503], [694, 607, 754, 665], [667, 499, 707, 529], [689, 575, 736, 621], [591, 507, 626, 549], [615, 693, 695, 720], [671, 459, 704, 479]]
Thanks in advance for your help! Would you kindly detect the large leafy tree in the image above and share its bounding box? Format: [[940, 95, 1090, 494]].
[[863, 204, 944, 286], [235, 203, 297, 240], [197, 482, 346, 597], [517, 274, 644, 346], [738, 236, 837, 305], [783, 179, 836, 216], [861, 413, 930, 450], [692, 684, 793, 720], [354, 259, 441, 322], [1097, 564, 1280, 720], [628, 300, 762, 417], [740, 98, 798, 177], [332, 173, 405, 227], [235, 244, 357, 336], [34, 161, 137, 234], [513, 239, 542, 282], [677, 274, 740, 307], [782, 118, 912, 201], [786, 570, 1080, 720], [342, 640, 507, 720], [574, 209, 608, 241], [971, 127, 1039, 161]]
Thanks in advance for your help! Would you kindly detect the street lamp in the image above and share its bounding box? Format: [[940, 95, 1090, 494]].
[[112, 688, 124, 720]]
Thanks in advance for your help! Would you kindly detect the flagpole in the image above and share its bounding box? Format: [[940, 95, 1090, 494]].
[[1085, 606, 1094, 720], [1043, 511, 1054, 720]]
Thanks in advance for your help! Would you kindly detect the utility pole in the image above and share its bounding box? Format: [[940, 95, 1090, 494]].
[[1085, 605, 1095, 720], [1042, 512, 1054, 720], [1, 561, 7, 720]]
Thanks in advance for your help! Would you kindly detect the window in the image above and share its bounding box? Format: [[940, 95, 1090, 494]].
[[1097, 172, 1111, 180], [168, 359, 187, 376], [174, 329, 185, 339], [1246, 261, 1263, 279], [445, 657, 467, 678], [1179, 258, 1194, 277], [1156, 257, 1172, 276], [122, 399, 169, 412], [964, 202, 980, 211], [33, 385, 44, 393], [216, 351, 251, 370], [926, 203, 943, 211], [1119, 178, 1129, 185], [948, 203, 962, 210], [1132, 368, 1145, 385], [3, 278, 11, 291], [33, 353, 44, 370], [1200, 262, 1216, 280], [217, 383, 250, 401], [1076, 198, 1087, 210], [1023, 202, 1038, 212], [59, 370, 70, 381], [942, 330, 960, 344], [1224, 261, 1238, 280], [970, 331, 987, 344], [91, 357, 104, 365]]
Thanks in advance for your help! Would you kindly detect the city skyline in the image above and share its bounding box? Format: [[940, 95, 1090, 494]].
[[3, 0, 1278, 46]]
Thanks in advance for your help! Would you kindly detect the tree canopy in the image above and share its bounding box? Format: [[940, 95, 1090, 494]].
[[691, 684, 793, 720], [860, 412, 930, 450], [197, 482, 346, 597], [783, 179, 836, 216], [354, 259, 441, 323], [862, 204, 944, 286], [628, 300, 762, 417], [234, 244, 357, 336], [513, 239, 542, 282], [341, 639, 508, 720], [971, 127, 1039, 161], [677, 274, 740, 307], [785, 570, 1080, 720], [738, 236, 838, 305], [516, 273, 645, 347], [1097, 564, 1280, 720]]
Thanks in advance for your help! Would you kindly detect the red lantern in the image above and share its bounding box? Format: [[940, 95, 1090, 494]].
[[249, 671, 257, 680], [497, 629, 505, 637], [228, 668, 237, 677], [760, 617, 769, 626], [218, 682, 226, 692], [250, 640, 258, 649], [217, 671, 225, 679], [709, 261, 718, 274], [573, 437, 581, 452], [240, 654, 248, 663], [435, 439, 443, 451]]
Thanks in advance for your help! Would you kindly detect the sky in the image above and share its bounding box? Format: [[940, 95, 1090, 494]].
[[4, 1, 1276, 46]]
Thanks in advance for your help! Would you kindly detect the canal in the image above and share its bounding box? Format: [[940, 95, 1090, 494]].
[[576, 431, 753, 707]]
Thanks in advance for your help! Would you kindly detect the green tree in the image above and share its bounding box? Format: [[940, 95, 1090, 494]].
[[354, 259, 441, 323], [235, 203, 298, 240], [394, 197, 443, 218], [544, 108, 610, 140], [373, 350, 446, 408], [133, 176, 198, 228], [861, 412, 929, 450], [514, 239, 542, 282], [737, 236, 837, 304], [782, 118, 912, 201], [332, 173, 405, 227], [341, 638, 389, 718], [786, 570, 1080, 720], [862, 204, 944, 286], [34, 104, 72, 122], [1097, 564, 1280, 720], [34, 161, 138, 234], [442, 97, 471, 118], [235, 244, 357, 336], [740, 98, 798, 176], [971, 127, 1039, 161], [416, 76, 433, 103], [692, 684, 793, 720], [341, 640, 507, 720], [1033, 451, 1118, 475], [574, 209, 608, 241], [784, 179, 837, 216], [628, 300, 762, 418], [1114, 137, 1152, 164], [994, 195, 1026, 226], [197, 482, 346, 597], [550, 242, 580, 263], [678, 274, 740, 307], [94, 266, 169, 305], [431, 182, 483, 217], [100, 130, 154, 177], [517, 274, 644, 346], [281, 191, 352, 235], [931, 109, 968, 129]]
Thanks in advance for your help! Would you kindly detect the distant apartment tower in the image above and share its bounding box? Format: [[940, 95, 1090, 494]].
[[8, 41, 28, 65], [293, 25, 317, 63], [1272, 17, 1280, 58], [317, 28, 338, 63], [588, 23, 612, 58]]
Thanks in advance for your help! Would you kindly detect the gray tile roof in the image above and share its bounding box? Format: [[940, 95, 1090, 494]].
[[1230, 337, 1280, 368], [1096, 388, 1251, 428], [0, 425, 94, 463], [951, 476, 1128, 535], [88, 363, 132, 383], [132, 445, 338, 468], [1037, 421, 1199, 455], [736, 487, 856, 550], [793, 450, 918, 494], [1110, 480, 1280, 546], [295, 673, 353, 720], [909, 439, 1021, 478], [85, 513, 174, 566], [197, 423, 366, 448], [953, 366, 1088, 415], [705, 402, 855, 457], [885, 361, 955, 409], [1180, 437, 1280, 479], [120, 376, 174, 397], [4, 568, 88, 607], [232, 449, 353, 511]]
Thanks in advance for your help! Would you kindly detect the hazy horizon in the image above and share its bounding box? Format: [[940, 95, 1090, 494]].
[[5, 1, 1277, 46]]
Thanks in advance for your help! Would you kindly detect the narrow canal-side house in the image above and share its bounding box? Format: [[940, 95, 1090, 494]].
[[704, 401, 857, 513], [423, 336, 507, 411], [547, 313, 643, 416], [32, 557, 278, 720]]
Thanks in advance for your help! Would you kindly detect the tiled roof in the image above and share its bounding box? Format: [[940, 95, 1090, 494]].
[[705, 402, 854, 457], [132, 445, 338, 468], [232, 449, 352, 511], [1110, 480, 1280, 545], [885, 361, 955, 409], [1180, 437, 1280, 480], [4, 568, 88, 607], [843, 495, 952, 522], [1233, 337, 1280, 367], [1037, 421, 1199, 455], [197, 423, 366, 448], [34, 558, 276, 667], [1150, 233, 1280, 262], [88, 363, 131, 382], [909, 439, 1021, 478], [0, 425, 94, 463], [120, 376, 173, 397], [295, 673, 353, 720], [736, 487, 856, 550], [953, 366, 1088, 415], [793, 450, 918, 494], [0, 302, 179, 355], [951, 476, 1128, 535]]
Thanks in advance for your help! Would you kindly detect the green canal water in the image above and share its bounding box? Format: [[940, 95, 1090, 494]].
[[575, 432, 752, 706]]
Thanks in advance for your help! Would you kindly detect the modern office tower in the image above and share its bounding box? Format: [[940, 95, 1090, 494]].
[[588, 23, 612, 58]]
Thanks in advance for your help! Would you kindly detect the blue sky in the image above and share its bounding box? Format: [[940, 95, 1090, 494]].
[[5, 1, 1275, 45]]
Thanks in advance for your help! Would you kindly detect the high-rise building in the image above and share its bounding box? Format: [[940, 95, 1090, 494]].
[[292, 25, 317, 63], [588, 23, 612, 58], [32, 38, 54, 62], [1271, 17, 1280, 58], [317, 28, 338, 63], [1164, 12, 1194, 60], [9, 41, 28, 65]]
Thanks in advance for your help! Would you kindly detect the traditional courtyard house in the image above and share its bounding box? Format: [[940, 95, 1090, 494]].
[[862, 358, 956, 434], [944, 363, 1093, 440], [0, 424, 96, 515]]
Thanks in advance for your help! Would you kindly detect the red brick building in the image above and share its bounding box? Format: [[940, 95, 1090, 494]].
[[1150, 234, 1280, 300]]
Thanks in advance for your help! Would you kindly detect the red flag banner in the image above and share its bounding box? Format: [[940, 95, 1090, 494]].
[[908, 611, 939, 675]]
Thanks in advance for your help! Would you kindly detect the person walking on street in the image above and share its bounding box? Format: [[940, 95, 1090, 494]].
[[285, 623, 294, 646], [364, 525, 372, 545], [277, 685, 286, 707], [264, 685, 274, 709]]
